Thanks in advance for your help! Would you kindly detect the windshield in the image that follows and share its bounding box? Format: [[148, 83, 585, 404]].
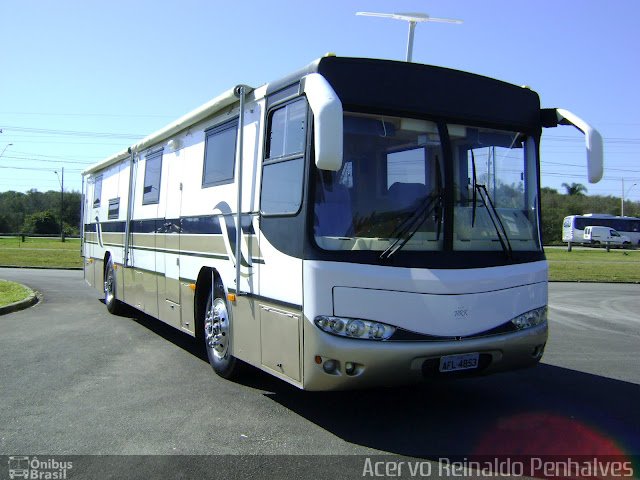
[[451, 125, 541, 252], [312, 113, 541, 256], [313, 112, 444, 252]]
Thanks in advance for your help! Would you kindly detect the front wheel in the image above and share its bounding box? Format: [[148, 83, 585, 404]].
[[203, 283, 241, 379], [104, 258, 123, 314]]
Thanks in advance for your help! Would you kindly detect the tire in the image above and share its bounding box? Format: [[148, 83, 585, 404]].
[[104, 258, 123, 314], [203, 281, 241, 379]]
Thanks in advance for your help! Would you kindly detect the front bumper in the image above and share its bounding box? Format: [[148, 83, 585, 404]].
[[302, 319, 548, 391]]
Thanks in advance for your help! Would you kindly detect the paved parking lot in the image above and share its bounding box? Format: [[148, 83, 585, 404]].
[[0, 269, 638, 476]]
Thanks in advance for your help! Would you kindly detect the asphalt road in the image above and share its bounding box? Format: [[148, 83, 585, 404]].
[[0, 269, 638, 477]]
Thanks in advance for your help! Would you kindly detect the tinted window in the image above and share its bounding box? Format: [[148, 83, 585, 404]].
[[261, 158, 304, 215], [93, 176, 102, 207], [203, 119, 238, 187], [143, 150, 162, 205], [108, 198, 120, 219]]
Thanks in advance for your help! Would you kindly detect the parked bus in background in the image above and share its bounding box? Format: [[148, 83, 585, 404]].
[[82, 55, 603, 390], [563, 214, 640, 249]]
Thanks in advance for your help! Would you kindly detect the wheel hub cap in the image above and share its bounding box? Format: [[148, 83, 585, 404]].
[[205, 298, 229, 358]]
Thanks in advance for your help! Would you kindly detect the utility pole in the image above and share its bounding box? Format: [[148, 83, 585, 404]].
[[622, 178, 624, 217], [622, 178, 637, 217], [61, 167, 65, 242], [55, 168, 65, 242]]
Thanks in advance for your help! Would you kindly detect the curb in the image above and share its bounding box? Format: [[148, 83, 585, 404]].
[[0, 265, 82, 270], [0, 286, 40, 316]]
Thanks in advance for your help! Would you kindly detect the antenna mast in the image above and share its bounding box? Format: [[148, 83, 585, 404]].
[[356, 11, 463, 62]]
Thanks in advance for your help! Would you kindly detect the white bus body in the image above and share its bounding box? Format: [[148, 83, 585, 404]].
[[563, 214, 640, 246], [82, 56, 602, 390]]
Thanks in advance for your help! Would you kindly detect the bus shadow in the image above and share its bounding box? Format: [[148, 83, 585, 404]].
[[259, 364, 640, 458], [102, 300, 208, 361]]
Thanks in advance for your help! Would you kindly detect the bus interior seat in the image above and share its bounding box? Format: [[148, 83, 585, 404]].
[[388, 182, 429, 211]]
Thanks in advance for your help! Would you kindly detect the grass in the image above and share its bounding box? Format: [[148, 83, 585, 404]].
[[0, 237, 638, 282], [0, 236, 82, 268], [0, 279, 32, 307], [546, 247, 640, 282]]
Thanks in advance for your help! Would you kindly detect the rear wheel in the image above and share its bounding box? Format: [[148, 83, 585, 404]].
[[104, 258, 122, 314], [203, 282, 241, 379]]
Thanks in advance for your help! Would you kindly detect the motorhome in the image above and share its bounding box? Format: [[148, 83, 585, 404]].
[[82, 55, 603, 390]]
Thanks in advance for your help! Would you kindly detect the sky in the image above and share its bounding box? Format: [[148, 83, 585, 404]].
[[1, 0, 639, 203]]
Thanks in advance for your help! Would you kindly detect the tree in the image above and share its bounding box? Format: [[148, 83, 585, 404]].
[[22, 210, 59, 234], [561, 182, 588, 196]]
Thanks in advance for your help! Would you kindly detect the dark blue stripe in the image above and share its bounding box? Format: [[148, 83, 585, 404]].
[[84, 214, 256, 235]]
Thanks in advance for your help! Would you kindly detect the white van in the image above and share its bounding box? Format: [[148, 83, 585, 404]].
[[583, 226, 631, 246]]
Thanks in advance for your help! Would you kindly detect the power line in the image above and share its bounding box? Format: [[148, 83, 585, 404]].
[[0, 125, 145, 139], [9, 150, 104, 160], [0, 165, 83, 172], [0, 111, 174, 119], [1, 155, 95, 165]]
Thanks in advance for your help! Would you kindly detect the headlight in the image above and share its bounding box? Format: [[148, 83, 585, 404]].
[[511, 306, 547, 330], [314, 316, 396, 340]]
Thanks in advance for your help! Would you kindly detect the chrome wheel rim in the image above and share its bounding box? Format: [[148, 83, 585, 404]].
[[204, 296, 229, 360], [105, 265, 115, 305]]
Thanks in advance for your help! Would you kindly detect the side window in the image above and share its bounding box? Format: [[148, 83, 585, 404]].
[[108, 198, 120, 219], [203, 119, 238, 187], [143, 150, 163, 205], [267, 99, 307, 159], [387, 148, 426, 188], [261, 159, 305, 215], [261, 98, 308, 215], [93, 175, 103, 208]]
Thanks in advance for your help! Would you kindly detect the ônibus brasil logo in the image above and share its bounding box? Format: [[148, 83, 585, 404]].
[[7, 456, 72, 479]]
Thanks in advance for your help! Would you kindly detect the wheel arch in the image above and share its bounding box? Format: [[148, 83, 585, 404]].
[[194, 267, 223, 341]]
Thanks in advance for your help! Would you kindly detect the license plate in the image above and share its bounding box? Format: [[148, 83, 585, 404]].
[[439, 353, 480, 373]]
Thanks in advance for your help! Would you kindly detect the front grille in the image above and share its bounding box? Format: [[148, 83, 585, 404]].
[[389, 321, 518, 342]]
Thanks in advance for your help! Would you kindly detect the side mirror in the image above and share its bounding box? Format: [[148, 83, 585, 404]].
[[553, 109, 604, 183], [302, 73, 343, 171]]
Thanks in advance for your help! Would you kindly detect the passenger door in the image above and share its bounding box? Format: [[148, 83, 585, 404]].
[[158, 150, 182, 330]]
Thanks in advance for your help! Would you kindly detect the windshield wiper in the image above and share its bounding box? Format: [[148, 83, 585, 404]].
[[380, 193, 442, 260], [469, 149, 513, 260], [476, 184, 514, 260]]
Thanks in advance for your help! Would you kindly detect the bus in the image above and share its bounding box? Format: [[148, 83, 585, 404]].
[[82, 55, 603, 390], [563, 214, 640, 247]]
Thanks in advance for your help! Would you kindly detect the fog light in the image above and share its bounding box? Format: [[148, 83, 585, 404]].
[[323, 359, 339, 374], [532, 344, 545, 358]]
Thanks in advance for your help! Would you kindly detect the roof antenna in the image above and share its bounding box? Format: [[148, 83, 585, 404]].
[[356, 11, 462, 62]]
